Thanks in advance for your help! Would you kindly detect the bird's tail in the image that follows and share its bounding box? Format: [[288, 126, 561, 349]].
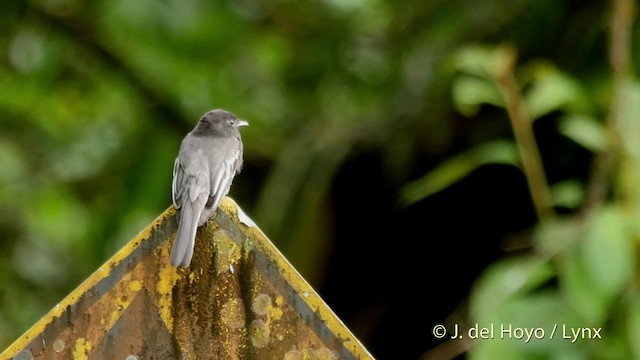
[[170, 200, 201, 267]]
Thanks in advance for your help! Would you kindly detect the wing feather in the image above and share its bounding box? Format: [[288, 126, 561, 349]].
[[207, 160, 233, 210], [171, 157, 183, 208]]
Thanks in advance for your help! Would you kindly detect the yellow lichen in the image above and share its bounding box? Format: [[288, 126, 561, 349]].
[[156, 264, 180, 332], [72, 338, 92, 360]]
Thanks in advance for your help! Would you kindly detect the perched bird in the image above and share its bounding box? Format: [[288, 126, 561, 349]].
[[170, 109, 247, 267]]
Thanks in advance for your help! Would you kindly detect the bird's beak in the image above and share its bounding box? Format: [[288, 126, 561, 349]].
[[235, 120, 249, 128]]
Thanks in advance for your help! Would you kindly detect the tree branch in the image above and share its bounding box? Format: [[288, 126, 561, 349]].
[[582, 0, 635, 212], [494, 46, 556, 223]]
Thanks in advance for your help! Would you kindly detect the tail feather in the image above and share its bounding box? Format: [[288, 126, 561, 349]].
[[181, 234, 195, 267], [171, 201, 201, 267]]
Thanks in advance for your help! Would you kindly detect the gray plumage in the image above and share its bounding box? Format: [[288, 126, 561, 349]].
[[170, 109, 247, 267]]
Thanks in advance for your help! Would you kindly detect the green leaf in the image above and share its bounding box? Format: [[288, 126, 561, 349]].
[[561, 250, 609, 324], [581, 206, 633, 298], [533, 218, 580, 255], [561, 205, 633, 324], [558, 115, 608, 152], [453, 44, 502, 78], [618, 80, 640, 160], [400, 140, 519, 205], [452, 75, 503, 116], [550, 179, 584, 209], [470, 292, 585, 360], [470, 256, 555, 322], [524, 62, 591, 120]]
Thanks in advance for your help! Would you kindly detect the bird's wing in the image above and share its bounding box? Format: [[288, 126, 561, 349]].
[[171, 145, 210, 267], [207, 139, 242, 210], [174, 146, 211, 208], [234, 137, 244, 175], [171, 157, 183, 208], [184, 150, 211, 203], [207, 158, 234, 210]]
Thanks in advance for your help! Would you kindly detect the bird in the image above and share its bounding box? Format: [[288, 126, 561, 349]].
[[170, 109, 247, 267]]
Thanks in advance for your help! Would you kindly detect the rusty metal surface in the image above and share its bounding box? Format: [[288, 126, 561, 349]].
[[1, 198, 373, 360]]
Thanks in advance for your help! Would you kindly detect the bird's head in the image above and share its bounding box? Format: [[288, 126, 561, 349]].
[[193, 109, 248, 136]]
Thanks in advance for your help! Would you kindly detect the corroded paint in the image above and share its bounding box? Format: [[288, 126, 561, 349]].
[[0, 198, 374, 359]]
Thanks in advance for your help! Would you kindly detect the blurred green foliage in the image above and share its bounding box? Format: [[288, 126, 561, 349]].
[[0, 0, 639, 359], [424, 3, 639, 357]]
